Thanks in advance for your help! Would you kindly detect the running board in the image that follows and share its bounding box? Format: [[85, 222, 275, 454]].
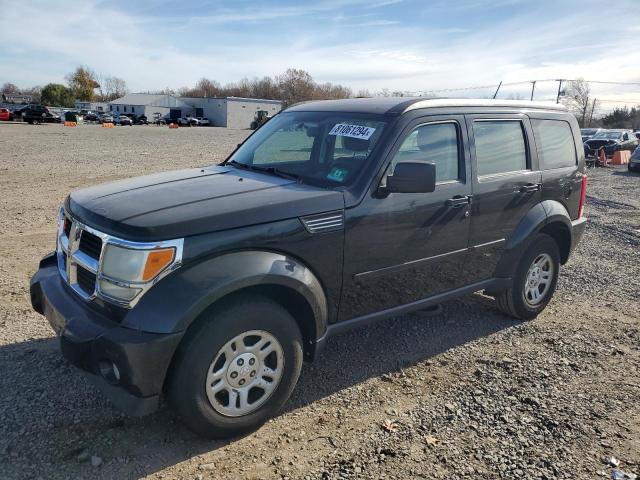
[[325, 278, 510, 338]]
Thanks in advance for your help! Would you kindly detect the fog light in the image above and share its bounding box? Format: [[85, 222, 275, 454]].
[[99, 360, 121, 384], [98, 279, 140, 302]]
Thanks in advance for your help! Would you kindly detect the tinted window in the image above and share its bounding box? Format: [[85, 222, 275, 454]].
[[532, 119, 577, 169], [253, 123, 317, 164], [393, 122, 460, 182], [229, 112, 387, 187], [474, 121, 527, 176]]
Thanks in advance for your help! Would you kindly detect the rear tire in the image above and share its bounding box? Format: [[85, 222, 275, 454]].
[[495, 234, 560, 320], [167, 296, 303, 439]]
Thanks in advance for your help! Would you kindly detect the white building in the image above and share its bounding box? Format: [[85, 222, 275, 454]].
[[107, 93, 283, 128], [74, 101, 109, 112], [178, 97, 282, 128], [108, 93, 195, 120]]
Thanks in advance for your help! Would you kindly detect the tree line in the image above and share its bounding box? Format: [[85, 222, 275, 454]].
[[1, 67, 355, 108], [2, 66, 127, 107]]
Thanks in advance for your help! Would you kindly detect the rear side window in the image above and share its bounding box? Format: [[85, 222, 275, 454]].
[[393, 122, 461, 182], [532, 120, 577, 169], [473, 121, 527, 176]]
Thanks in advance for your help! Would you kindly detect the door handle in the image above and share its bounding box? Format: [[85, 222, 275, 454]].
[[445, 195, 472, 208], [519, 183, 541, 193]]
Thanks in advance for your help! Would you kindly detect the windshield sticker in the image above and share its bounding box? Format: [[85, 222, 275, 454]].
[[329, 124, 376, 140], [326, 167, 349, 183]]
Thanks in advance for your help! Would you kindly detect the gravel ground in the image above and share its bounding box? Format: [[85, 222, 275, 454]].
[[0, 123, 638, 479]]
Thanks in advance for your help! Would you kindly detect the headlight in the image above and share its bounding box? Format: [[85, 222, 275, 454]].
[[99, 244, 178, 303], [102, 244, 175, 282]]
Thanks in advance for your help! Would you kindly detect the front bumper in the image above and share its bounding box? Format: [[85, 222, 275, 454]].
[[30, 253, 183, 416]]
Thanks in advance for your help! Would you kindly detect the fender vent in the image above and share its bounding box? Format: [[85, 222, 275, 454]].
[[301, 211, 344, 234]]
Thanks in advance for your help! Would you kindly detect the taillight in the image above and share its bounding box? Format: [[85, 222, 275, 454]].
[[578, 174, 588, 218]]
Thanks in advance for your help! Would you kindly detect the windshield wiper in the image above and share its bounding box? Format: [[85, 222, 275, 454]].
[[227, 160, 302, 182]]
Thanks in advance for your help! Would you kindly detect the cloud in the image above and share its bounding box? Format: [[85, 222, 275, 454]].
[[0, 0, 638, 112]]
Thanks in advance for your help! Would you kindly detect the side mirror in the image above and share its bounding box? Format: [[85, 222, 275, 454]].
[[386, 162, 436, 193]]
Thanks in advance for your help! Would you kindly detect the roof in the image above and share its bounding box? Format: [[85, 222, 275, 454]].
[[109, 93, 193, 109], [178, 96, 282, 104], [287, 97, 568, 115]]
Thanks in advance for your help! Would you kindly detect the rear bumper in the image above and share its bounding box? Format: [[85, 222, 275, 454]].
[[30, 253, 182, 416], [570, 217, 587, 252]]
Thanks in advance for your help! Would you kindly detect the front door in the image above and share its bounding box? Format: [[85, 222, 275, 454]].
[[464, 114, 542, 280], [339, 115, 473, 321]]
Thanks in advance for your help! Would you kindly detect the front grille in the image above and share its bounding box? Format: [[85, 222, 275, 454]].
[[63, 217, 72, 237], [76, 266, 96, 295], [79, 231, 103, 260], [586, 140, 613, 150]]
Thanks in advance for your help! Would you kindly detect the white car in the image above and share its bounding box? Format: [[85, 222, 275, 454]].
[[177, 117, 196, 126], [197, 117, 211, 126]]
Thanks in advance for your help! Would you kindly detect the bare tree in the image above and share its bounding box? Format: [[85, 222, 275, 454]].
[[562, 78, 592, 127], [1, 82, 20, 94], [276, 68, 315, 106], [356, 89, 373, 98]]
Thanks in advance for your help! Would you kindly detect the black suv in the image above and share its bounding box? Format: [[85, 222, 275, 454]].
[[30, 98, 587, 438], [21, 104, 61, 124]]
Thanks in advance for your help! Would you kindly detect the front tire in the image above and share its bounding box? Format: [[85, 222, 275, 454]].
[[495, 234, 560, 320], [167, 296, 303, 438]]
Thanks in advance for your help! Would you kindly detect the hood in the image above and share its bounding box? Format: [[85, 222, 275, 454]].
[[67, 166, 344, 241], [585, 138, 618, 146]]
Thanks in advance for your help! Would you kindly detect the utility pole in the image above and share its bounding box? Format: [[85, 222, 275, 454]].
[[556, 79, 563, 103], [530, 81, 536, 101], [493, 81, 502, 99], [588, 98, 597, 127]]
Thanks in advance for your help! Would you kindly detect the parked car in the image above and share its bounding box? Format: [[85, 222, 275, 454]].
[[116, 115, 133, 126], [629, 146, 640, 172], [0, 108, 13, 121], [134, 115, 148, 125], [84, 112, 100, 122], [99, 114, 114, 124], [580, 128, 601, 142], [197, 117, 211, 126], [22, 105, 61, 124], [584, 129, 638, 157], [177, 116, 199, 126], [30, 98, 587, 439]]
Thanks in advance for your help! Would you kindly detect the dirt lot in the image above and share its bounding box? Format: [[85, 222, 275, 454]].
[[0, 123, 638, 479]]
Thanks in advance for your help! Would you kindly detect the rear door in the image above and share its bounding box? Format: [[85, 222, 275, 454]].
[[464, 114, 542, 280]]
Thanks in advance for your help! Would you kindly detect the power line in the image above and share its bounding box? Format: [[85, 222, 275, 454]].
[[595, 98, 640, 104], [416, 78, 640, 94]]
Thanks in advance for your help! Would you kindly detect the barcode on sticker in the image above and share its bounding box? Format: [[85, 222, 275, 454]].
[[328, 124, 376, 140]]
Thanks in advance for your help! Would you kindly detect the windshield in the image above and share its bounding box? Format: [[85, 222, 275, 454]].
[[593, 131, 623, 139], [226, 111, 388, 187]]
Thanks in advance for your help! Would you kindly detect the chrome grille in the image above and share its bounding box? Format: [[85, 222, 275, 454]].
[[57, 209, 103, 299], [301, 211, 344, 234], [55, 206, 184, 308], [78, 231, 103, 260]]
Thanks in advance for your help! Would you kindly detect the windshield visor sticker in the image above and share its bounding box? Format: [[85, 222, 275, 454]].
[[326, 167, 349, 182], [328, 124, 376, 140]]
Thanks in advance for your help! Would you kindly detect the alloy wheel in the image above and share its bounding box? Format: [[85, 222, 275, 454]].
[[205, 330, 284, 417], [523, 253, 554, 306]]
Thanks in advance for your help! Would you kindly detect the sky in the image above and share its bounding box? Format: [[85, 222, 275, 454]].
[[1, 0, 639, 110]]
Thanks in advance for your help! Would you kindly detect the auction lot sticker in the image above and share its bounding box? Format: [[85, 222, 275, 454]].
[[329, 124, 376, 140]]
